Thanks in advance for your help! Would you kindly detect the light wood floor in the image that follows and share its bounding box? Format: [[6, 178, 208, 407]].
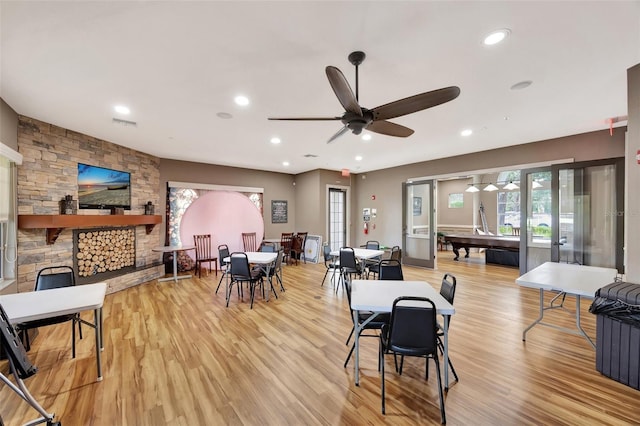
[[2, 253, 639, 425]]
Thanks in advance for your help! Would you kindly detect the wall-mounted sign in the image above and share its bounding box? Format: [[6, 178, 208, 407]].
[[271, 200, 288, 223]]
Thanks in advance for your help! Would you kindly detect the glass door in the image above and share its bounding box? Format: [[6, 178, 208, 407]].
[[402, 180, 435, 268], [556, 162, 621, 269], [521, 159, 623, 273]]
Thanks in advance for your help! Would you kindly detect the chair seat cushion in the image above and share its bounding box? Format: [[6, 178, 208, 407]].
[[17, 314, 76, 330]]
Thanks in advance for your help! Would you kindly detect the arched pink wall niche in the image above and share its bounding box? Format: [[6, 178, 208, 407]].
[[179, 191, 264, 267]]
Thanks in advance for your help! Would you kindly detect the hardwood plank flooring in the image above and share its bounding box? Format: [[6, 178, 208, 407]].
[[2, 253, 639, 425]]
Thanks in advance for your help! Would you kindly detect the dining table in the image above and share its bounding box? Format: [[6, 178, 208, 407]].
[[223, 251, 278, 301], [516, 261, 618, 348], [330, 247, 385, 270], [153, 245, 196, 282], [0, 282, 107, 381]]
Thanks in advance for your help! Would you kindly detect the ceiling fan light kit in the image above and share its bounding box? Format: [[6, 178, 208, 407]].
[[268, 51, 461, 144]]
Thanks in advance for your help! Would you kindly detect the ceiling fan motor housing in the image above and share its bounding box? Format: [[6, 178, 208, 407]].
[[342, 110, 373, 134]]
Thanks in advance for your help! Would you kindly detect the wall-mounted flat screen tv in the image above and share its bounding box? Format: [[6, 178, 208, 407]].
[[78, 163, 131, 210]]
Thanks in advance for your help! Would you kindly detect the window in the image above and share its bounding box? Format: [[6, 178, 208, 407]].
[[0, 143, 22, 290], [448, 193, 463, 208], [497, 170, 521, 234]]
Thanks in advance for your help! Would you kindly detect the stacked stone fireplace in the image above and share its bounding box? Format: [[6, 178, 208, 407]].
[[73, 227, 136, 284]]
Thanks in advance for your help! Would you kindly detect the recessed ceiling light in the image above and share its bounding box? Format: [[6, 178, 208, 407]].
[[355, 155, 363, 161], [483, 29, 510, 46], [234, 95, 250, 106], [461, 129, 473, 137], [270, 137, 281, 144], [362, 134, 372, 141], [114, 105, 130, 115], [217, 112, 233, 119], [282, 161, 289, 167], [510, 80, 533, 90]]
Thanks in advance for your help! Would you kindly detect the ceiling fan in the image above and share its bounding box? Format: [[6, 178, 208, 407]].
[[268, 51, 461, 144]]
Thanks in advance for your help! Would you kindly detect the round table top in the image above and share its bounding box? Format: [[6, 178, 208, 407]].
[[152, 245, 195, 253]]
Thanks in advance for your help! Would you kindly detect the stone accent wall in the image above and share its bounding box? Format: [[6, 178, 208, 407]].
[[16, 116, 163, 293]]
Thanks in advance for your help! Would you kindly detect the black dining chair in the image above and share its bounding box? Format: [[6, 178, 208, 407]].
[[215, 244, 230, 294], [379, 296, 445, 423], [343, 279, 390, 368], [228, 252, 264, 309], [438, 273, 459, 384], [339, 247, 362, 292], [377, 259, 404, 281], [16, 266, 92, 359], [321, 244, 340, 287], [261, 248, 285, 296]]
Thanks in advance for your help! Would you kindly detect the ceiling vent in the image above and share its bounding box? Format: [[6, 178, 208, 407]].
[[112, 118, 137, 127]]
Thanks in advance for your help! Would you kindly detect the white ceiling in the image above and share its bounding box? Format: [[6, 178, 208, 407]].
[[2, 2, 639, 175]]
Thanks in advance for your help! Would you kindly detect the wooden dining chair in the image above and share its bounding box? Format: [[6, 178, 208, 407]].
[[280, 232, 294, 264], [242, 232, 258, 252], [193, 234, 218, 278]]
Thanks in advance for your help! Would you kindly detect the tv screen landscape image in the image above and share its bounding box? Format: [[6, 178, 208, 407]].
[[77, 163, 131, 210]]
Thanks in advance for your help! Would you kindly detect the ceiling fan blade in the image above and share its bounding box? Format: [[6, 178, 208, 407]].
[[372, 86, 461, 121], [367, 120, 414, 137], [327, 125, 350, 144], [326, 66, 362, 117], [268, 117, 341, 121]]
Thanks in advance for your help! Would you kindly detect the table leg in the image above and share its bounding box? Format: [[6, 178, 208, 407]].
[[172, 250, 178, 281], [264, 263, 272, 302], [443, 315, 450, 390], [575, 296, 596, 349], [95, 307, 103, 381], [353, 309, 360, 386], [523, 288, 545, 341], [452, 245, 460, 261], [158, 250, 192, 283]]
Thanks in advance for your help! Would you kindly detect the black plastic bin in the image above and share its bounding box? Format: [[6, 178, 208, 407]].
[[589, 281, 640, 390]]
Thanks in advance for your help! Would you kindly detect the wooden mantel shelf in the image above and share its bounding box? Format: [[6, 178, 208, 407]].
[[18, 214, 162, 244]]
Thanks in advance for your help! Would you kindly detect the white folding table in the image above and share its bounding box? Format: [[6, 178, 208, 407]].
[[0, 282, 107, 381], [516, 262, 618, 348], [224, 251, 278, 301], [350, 280, 456, 389], [331, 248, 385, 272]]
